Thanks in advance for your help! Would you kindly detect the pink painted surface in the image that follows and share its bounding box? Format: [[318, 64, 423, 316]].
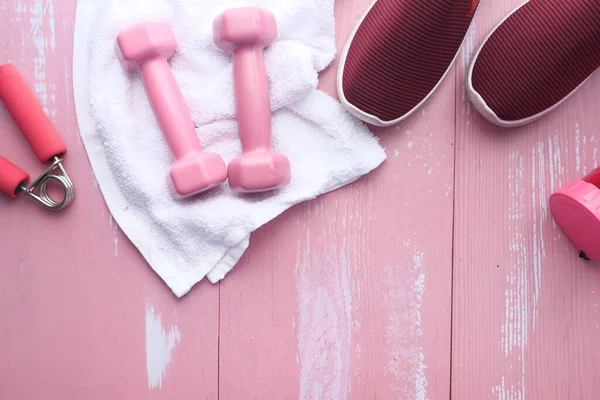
[[0, 1, 598, 399], [452, 0, 600, 398], [0, 2, 218, 399], [219, 0, 453, 398]]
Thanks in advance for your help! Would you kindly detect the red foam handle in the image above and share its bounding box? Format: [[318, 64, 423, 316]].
[[0, 155, 29, 198], [0, 64, 66, 163]]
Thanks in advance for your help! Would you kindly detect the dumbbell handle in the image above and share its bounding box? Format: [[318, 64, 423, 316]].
[[139, 58, 201, 160], [232, 47, 272, 152]]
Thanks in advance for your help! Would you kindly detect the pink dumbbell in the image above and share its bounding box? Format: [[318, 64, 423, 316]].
[[117, 22, 227, 197], [213, 8, 291, 193]]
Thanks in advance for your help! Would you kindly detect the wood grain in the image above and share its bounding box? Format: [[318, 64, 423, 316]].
[[2, 0, 600, 398], [0, 1, 218, 398], [452, 1, 600, 398], [219, 0, 454, 398]]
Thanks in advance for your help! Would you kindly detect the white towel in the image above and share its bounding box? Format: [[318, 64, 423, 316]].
[[72, 0, 386, 297]]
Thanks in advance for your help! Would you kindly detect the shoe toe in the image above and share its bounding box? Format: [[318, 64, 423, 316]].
[[466, 0, 600, 127], [338, 0, 478, 126]]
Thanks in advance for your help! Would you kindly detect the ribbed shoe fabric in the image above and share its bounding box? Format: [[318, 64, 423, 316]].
[[338, 0, 478, 126], [469, 0, 600, 125]]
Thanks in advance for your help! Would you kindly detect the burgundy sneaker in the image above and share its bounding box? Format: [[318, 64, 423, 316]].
[[337, 0, 479, 126], [467, 0, 600, 127]]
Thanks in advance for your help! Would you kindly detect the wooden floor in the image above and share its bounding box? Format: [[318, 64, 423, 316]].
[[1, 0, 599, 398]]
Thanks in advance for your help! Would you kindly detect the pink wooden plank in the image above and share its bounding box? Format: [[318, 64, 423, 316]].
[[218, 0, 454, 398], [452, 1, 600, 398], [0, 1, 218, 398]]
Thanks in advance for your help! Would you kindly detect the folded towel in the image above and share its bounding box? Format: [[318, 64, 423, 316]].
[[72, 0, 386, 297]]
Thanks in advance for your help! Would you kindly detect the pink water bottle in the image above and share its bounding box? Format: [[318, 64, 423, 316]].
[[550, 167, 600, 260]]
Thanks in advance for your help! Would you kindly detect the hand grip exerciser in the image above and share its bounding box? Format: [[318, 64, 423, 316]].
[[117, 22, 228, 197], [213, 8, 291, 193], [0, 64, 75, 210], [550, 167, 600, 261]]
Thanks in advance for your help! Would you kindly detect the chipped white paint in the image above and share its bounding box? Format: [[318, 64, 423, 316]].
[[295, 220, 352, 400], [531, 142, 546, 329], [109, 214, 119, 257], [145, 303, 181, 391], [548, 137, 556, 194], [503, 151, 528, 399], [47, 1, 56, 52], [413, 252, 427, 400], [394, 149, 400, 157], [28, 0, 56, 120], [384, 251, 428, 400], [590, 134, 599, 169], [499, 142, 554, 396], [550, 134, 564, 229], [492, 376, 523, 400], [575, 123, 581, 172], [548, 134, 565, 189], [407, 141, 413, 149]]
